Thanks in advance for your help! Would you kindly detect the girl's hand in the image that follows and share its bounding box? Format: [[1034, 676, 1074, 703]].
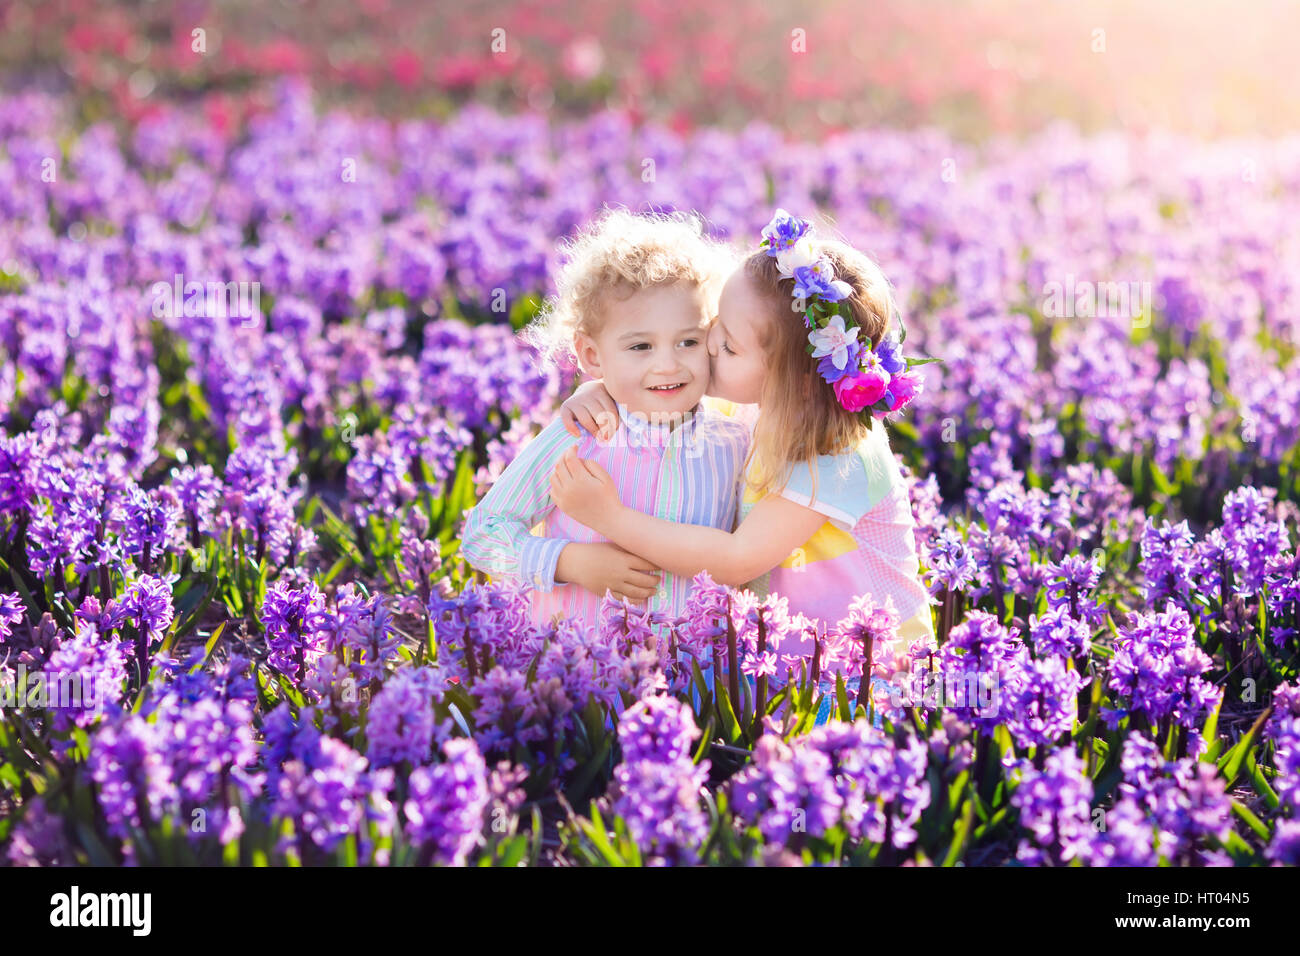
[[560, 380, 618, 441], [549, 446, 622, 534], [554, 541, 661, 604]]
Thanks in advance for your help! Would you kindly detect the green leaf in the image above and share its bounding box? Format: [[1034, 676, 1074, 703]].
[[1230, 798, 1270, 842], [942, 795, 974, 866], [1149, 457, 1176, 497], [1247, 749, 1280, 810], [835, 672, 852, 722], [1219, 706, 1270, 786], [75, 823, 118, 866], [715, 683, 742, 746], [583, 802, 626, 867], [1200, 696, 1221, 757], [181, 622, 227, 676], [567, 734, 613, 800]]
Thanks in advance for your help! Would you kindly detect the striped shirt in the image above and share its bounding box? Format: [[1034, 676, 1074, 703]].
[[460, 402, 751, 630]]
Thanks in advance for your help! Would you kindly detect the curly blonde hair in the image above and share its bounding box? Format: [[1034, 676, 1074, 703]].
[[524, 207, 738, 367]]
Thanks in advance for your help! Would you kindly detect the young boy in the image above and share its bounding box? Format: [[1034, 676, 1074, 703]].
[[459, 209, 750, 632]]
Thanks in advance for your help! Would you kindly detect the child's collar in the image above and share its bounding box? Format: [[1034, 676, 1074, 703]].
[[615, 401, 705, 446]]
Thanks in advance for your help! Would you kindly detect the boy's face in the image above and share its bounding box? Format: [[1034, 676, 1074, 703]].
[[576, 282, 712, 420]]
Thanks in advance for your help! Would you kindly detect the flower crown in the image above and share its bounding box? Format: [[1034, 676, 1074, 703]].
[[758, 209, 939, 420]]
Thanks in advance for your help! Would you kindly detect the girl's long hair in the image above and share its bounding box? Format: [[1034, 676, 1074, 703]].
[[743, 238, 897, 501]]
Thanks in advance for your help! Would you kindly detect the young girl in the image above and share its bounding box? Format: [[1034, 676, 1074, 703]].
[[550, 210, 938, 727]]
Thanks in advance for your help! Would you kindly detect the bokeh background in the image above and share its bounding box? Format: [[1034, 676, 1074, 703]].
[[6, 0, 1300, 139]]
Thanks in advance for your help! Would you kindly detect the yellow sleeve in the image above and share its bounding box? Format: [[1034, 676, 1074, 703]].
[[702, 396, 760, 432], [702, 396, 739, 417]]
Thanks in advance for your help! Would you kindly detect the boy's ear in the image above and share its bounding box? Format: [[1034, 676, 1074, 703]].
[[574, 331, 603, 378]]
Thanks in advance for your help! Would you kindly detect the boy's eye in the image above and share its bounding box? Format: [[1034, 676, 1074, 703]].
[[629, 343, 650, 351], [680, 338, 699, 347]]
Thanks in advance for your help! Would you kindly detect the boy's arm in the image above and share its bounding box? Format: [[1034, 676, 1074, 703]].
[[460, 420, 579, 591], [550, 450, 824, 587], [598, 493, 825, 587]]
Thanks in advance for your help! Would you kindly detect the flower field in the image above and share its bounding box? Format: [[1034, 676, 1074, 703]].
[[2, 75, 1299, 867]]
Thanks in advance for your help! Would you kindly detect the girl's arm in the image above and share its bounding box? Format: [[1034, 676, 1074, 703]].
[[550, 448, 824, 587], [560, 379, 620, 441]]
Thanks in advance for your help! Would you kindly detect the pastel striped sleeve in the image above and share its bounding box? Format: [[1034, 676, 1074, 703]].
[[459, 419, 579, 592]]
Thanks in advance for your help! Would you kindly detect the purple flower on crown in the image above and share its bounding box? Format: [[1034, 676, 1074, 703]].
[[817, 348, 860, 383], [792, 259, 853, 303], [875, 337, 906, 375], [760, 208, 810, 254]]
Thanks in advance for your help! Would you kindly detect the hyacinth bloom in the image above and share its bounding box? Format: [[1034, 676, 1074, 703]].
[[729, 734, 844, 846], [366, 666, 455, 768], [86, 714, 177, 859], [0, 591, 23, 642], [261, 582, 329, 685], [937, 611, 1028, 733], [803, 720, 932, 848], [1008, 749, 1098, 865], [1108, 733, 1233, 863], [616, 694, 700, 764], [1139, 520, 1203, 615], [608, 696, 710, 865], [1005, 655, 1084, 751], [404, 738, 491, 866], [922, 526, 978, 596], [1043, 554, 1107, 626], [5, 796, 71, 867], [1102, 604, 1222, 752], [1026, 605, 1093, 660], [42, 620, 130, 743], [826, 591, 903, 683], [111, 573, 175, 687], [1265, 681, 1300, 815], [322, 583, 402, 686], [271, 735, 396, 862]]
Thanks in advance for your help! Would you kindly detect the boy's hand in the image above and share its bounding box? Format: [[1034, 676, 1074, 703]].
[[550, 446, 622, 534], [560, 380, 619, 441], [554, 541, 661, 604]]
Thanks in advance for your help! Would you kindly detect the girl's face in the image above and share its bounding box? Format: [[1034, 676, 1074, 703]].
[[706, 269, 769, 405]]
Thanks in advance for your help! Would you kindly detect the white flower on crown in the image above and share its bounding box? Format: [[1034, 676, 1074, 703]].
[[808, 314, 860, 370], [775, 236, 817, 279]]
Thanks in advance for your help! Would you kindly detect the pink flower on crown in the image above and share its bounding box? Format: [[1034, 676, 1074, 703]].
[[886, 369, 923, 410], [833, 366, 890, 412]]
